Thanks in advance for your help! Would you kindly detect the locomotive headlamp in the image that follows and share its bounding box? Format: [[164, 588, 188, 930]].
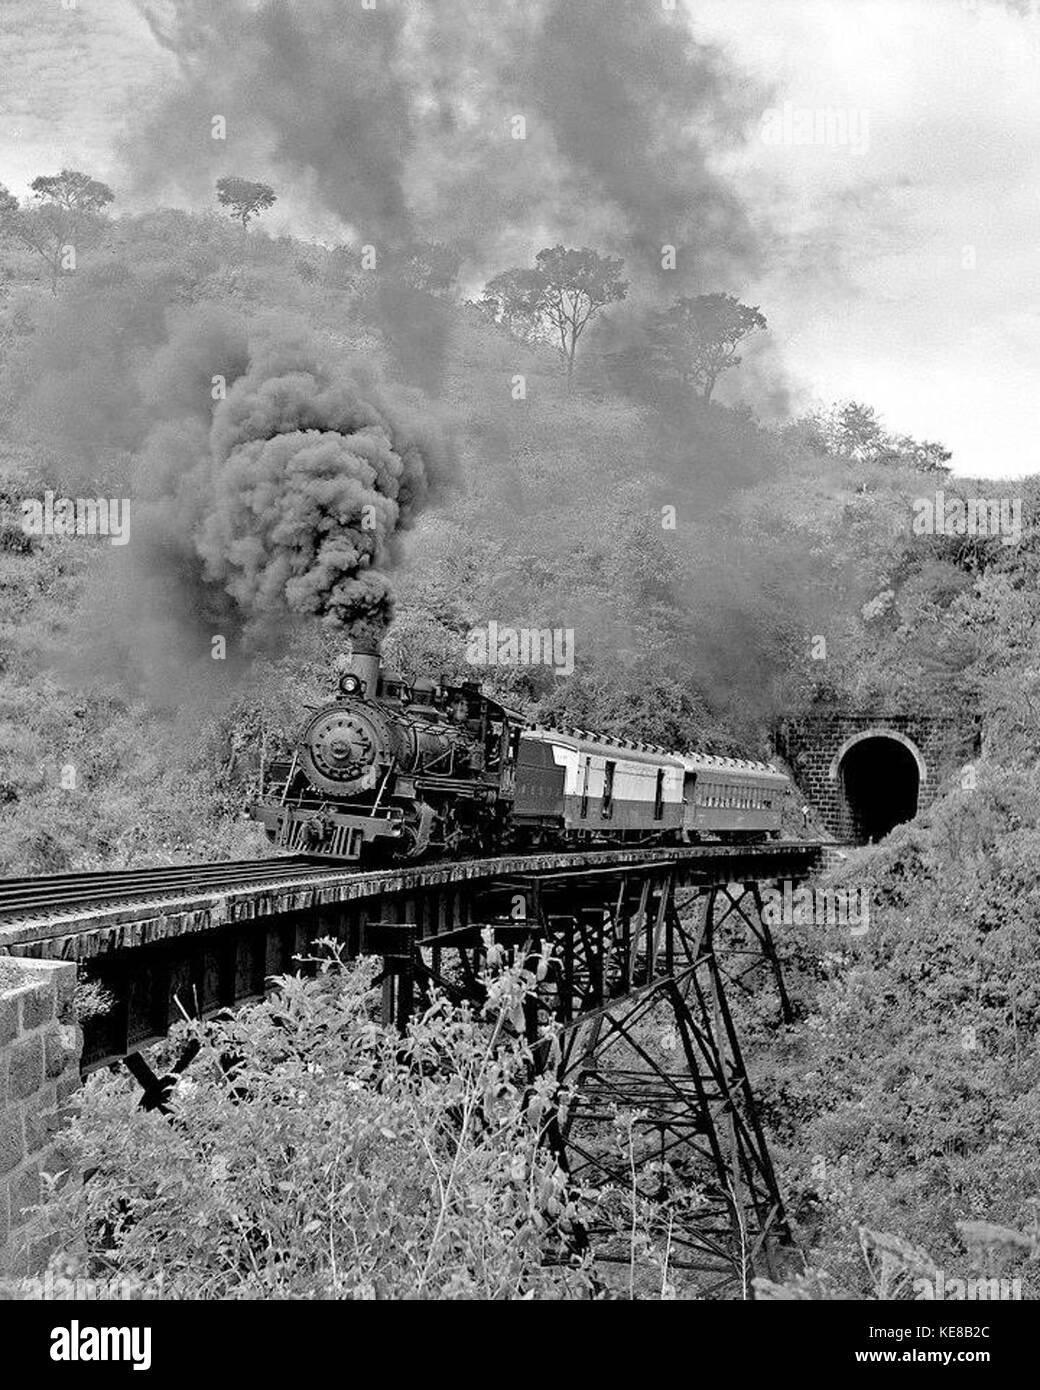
[[339, 673, 363, 696]]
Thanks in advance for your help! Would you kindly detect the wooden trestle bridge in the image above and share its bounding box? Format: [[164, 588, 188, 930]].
[[0, 842, 834, 1293]]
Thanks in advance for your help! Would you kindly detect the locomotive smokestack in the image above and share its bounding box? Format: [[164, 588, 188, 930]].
[[345, 636, 381, 699]]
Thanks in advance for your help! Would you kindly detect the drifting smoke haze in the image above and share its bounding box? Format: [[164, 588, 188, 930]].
[[73, 309, 450, 698], [127, 0, 765, 285], [29, 0, 812, 716]]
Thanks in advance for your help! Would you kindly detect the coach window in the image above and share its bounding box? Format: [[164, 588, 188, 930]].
[[602, 761, 616, 819], [580, 756, 591, 819], [654, 767, 665, 821]]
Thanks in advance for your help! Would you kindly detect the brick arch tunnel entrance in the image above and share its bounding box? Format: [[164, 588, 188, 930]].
[[835, 733, 922, 844], [774, 712, 977, 844]]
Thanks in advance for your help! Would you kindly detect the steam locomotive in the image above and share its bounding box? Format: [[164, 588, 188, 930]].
[[251, 639, 792, 863]]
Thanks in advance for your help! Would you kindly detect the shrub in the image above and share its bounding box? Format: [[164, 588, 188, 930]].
[[45, 954, 595, 1300]]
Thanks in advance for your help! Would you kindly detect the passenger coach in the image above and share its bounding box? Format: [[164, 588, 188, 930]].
[[512, 730, 788, 844], [513, 728, 685, 840]]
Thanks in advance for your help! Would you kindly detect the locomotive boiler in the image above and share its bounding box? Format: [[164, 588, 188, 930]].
[[252, 639, 526, 861], [251, 640, 792, 863]]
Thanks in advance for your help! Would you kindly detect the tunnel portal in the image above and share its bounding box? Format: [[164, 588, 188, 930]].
[[774, 711, 979, 844], [837, 735, 921, 844]]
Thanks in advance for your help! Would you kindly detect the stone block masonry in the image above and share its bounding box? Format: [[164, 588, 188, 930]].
[[774, 711, 981, 842], [0, 956, 81, 1278]]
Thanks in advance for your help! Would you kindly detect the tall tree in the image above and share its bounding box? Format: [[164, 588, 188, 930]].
[[216, 176, 277, 230], [476, 266, 546, 345], [812, 400, 887, 462], [3, 169, 114, 293], [648, 293, 766, 402], [810, 401, 952, 472], [482, 246, 628, 386]]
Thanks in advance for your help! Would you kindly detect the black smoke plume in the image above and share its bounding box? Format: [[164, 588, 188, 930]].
[[196, 335, 446, 635], [79, 310, 451, 698]]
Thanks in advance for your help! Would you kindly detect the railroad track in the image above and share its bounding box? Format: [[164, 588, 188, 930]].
[[0, 856, 344, 919], [0, 840, 839, 933]]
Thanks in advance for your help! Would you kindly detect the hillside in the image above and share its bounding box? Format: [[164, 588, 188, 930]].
[[1, 210, 1034, 872], [0, 205, 1023, 861], [1, 206, 1040, 1296]]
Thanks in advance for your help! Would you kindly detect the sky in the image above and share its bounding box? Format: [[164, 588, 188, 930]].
[[694, 0, 1040, 477], [1, 0, 1038, 477]]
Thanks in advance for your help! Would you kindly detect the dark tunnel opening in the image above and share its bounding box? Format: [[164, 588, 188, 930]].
[[839, 736, 921, 844]]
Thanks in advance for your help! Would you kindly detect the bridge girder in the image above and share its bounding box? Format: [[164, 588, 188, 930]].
[[1, 845, 824, 1293]]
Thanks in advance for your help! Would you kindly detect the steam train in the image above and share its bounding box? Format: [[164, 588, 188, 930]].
[[251, 639, 792, 863]]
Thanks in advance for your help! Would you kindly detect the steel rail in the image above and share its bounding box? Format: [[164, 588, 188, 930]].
[[0, 857, 337, 918], [0, 840, 836, 925]]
